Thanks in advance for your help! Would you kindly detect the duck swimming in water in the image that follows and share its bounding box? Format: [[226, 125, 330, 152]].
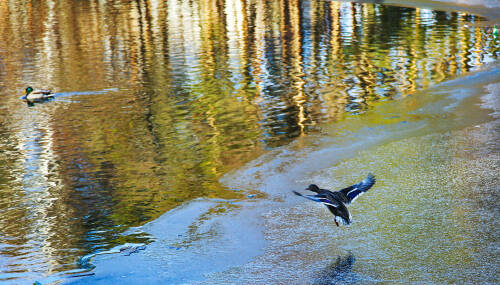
[[22, 86, 54, 102], [293, 174, 375, 226]]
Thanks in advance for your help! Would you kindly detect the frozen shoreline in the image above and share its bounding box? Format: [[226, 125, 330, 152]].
[[204, 119, 499, 284]]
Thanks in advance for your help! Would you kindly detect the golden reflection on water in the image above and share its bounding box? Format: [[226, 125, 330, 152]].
[[0, 0, 498, 281]]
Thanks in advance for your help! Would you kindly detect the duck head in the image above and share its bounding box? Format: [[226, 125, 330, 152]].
[[22, 87, 33, 99], [306, 184, 320, 193]]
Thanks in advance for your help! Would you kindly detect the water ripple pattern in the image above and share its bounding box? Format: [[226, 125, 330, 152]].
[[0, 0, 498, 283]]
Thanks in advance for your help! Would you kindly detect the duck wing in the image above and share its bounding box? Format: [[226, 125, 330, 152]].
[[338, 173, 376, 204], [294, 190, 351, 225], [293, 191, 340, 208], [33, 89, 53, 95]]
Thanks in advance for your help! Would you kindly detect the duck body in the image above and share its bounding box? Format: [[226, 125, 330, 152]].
[[22, 86, 54, 102], [293, 173, 376, 226]]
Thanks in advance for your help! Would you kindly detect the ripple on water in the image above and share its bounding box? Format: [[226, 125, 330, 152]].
[[0, 0, 499, 283]]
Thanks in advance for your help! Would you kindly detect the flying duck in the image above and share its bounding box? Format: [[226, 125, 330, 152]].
[[22, 86, 54, 102], [293, 174, 375, 226]]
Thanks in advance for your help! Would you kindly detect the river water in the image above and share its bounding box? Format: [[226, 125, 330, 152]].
[[0, 0, 498, 284]]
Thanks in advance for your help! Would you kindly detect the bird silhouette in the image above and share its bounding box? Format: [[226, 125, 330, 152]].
[[293, 174, 375, 226]]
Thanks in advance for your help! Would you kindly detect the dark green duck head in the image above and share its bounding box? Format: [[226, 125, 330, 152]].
[[22, 86, 34, 99]]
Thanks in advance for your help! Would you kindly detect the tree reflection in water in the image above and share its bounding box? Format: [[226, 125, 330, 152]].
[[0, 0, 498, 282]]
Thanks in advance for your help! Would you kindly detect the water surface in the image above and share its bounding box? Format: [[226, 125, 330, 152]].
[[0, 0, 498, 283]]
